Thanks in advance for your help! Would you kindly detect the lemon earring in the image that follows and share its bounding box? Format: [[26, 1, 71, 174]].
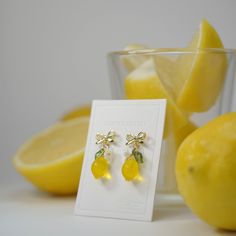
[[91, 131, 116, 179], [122, 132, 146, 181]]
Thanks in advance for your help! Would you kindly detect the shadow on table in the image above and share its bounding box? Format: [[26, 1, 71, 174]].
[[153, 205, 195, 222], [153, 206, 236, 235], [216, 229, 236, 235]]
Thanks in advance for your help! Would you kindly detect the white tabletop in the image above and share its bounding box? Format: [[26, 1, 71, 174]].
[[0, 181, 230, 236]]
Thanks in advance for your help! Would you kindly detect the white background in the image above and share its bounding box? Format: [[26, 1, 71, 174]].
[[1, 0, 236, 183]]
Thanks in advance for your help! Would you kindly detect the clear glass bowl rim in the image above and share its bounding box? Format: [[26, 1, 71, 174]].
[[108, 48, 236, 56]]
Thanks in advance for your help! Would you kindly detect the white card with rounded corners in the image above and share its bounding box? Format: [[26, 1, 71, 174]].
[[74, 99, 166, 221]]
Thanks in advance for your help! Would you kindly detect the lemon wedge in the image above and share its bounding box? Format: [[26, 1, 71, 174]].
[[173, 119, 197, 148], [122, 44, 150, 71], [177, 19, 228, 112], [13, 118, 89, 195], [154, 55, 181, 100], [125, 58, 192, 139]]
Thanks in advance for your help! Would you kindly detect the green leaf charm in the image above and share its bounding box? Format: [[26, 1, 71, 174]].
[[132, 149, 144, 164], [95, 148, 105, 159]]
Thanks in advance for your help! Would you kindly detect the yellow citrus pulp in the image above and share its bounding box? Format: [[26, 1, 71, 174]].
[[125, 58, 196, 147], [177, 19, 227, 112], [176, 112, 236, 230], [13, 117, 89, 195]]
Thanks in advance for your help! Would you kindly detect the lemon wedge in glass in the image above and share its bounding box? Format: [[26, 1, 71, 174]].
[[125, 58, 195, 142], [122, 44, 150, 72], [177, 19, 228, 112]]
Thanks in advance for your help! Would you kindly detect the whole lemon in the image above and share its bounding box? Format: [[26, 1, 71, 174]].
[[176, 112, 236, 230]]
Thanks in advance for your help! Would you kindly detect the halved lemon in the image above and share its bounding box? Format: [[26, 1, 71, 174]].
[[177, 19, 228, 112], [13, 117, 89, 195]]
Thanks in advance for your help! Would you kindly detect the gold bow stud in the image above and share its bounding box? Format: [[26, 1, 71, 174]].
[[96, 131, 116, 147], [126, 132, 146, 148]]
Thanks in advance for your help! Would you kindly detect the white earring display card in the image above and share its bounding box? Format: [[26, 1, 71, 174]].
[[74, 99, 166, 221]]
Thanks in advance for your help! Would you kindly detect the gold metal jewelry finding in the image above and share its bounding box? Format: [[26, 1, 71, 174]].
[[126, 132, 146, 149], [95, 130, 116, 148]]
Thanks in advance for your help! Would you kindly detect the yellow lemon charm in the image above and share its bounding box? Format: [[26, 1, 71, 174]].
[[122, 132, 146, 181], [122, 155, 139, 181], [91, 156, 109, 179], [91, 131, 116, 180]]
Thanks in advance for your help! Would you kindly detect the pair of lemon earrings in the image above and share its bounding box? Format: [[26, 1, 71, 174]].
[[91, 131, 146, 181]]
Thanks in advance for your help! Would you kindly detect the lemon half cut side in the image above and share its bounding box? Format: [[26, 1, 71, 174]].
[[13, 117, 89, 195]]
